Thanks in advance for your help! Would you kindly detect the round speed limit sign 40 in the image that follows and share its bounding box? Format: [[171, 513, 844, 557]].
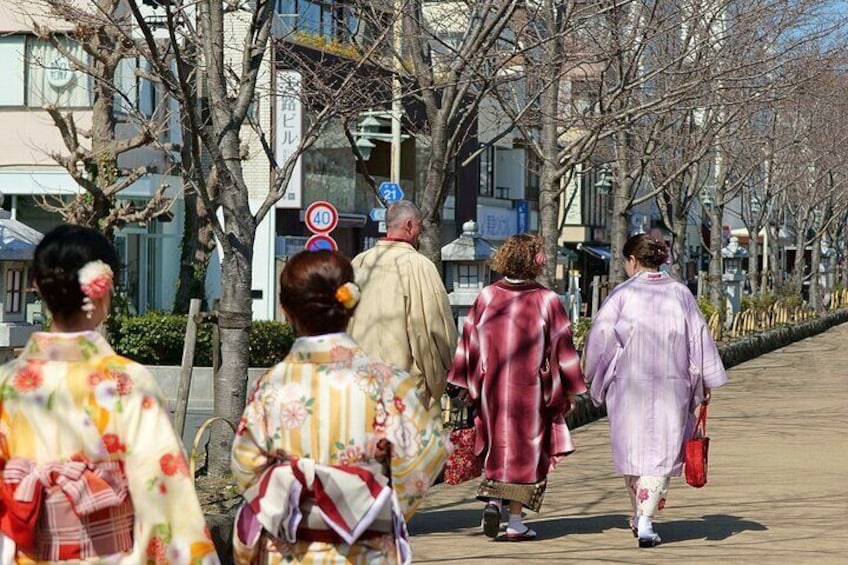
[[305, 201, 339, 234]]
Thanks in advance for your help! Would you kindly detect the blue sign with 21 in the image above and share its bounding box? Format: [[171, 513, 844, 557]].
[[378, 182, 404, 204]]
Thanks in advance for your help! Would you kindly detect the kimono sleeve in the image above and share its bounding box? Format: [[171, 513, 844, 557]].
[[230, 371, 275, 491], [446, 295, 482, 400], [544, 292, 587, 412], [407, 258, 458, 404], [685, 294, 728, 393], [384, 369, 448, 521], [583, 292, 622, 407], [119, 363, 219, 564]]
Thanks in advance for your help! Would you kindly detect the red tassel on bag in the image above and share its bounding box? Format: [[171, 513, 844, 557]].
[[685, 404, 709, 488]]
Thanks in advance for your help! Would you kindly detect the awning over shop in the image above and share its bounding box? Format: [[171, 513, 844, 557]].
[[577, 243, 612, 262], [558, 246, 579, 262]]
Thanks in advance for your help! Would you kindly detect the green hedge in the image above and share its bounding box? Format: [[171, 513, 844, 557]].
[[107, 312, 295, 367]]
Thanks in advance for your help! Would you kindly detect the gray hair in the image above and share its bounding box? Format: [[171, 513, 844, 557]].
[[385, 200, 421, 229]]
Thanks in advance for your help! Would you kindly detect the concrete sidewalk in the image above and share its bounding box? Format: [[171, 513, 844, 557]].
[[408, 323, 848, 564]]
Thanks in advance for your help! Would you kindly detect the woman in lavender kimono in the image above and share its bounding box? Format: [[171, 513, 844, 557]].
[[448, 234, 586, 541], [583, 234, 728, 548]]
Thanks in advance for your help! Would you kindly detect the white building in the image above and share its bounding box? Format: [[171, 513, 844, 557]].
[[0, 2, 183, 313]]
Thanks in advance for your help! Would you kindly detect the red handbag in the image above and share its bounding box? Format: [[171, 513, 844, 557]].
[[443, 402, 482, 485], [684, 404, 710, 488]]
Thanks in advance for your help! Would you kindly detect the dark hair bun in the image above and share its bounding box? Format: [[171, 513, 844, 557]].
[[647, 238, 669, 266], [622, 234, 668, 269], [279, 250, 355, 335], [32, 225, 120, 320]]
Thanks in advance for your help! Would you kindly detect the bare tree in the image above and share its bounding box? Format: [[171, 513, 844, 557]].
[[387, 0, 526, 261], [22, 0, 173, 238], [124, 0, 393, 473]]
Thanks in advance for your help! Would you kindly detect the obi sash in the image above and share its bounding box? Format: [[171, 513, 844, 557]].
[[0, 457, 133, 561], [234, 456, 411, 565]]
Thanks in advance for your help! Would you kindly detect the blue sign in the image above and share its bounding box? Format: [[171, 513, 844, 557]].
[[305, 234, 338, 252], [378, 182, 404, 204], [516, 200, 529, 233], [369, 208, 387, 222]]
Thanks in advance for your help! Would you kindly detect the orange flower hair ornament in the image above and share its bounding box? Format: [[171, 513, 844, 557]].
[[78, 260, 114, 318], [334, 281, 361, 310]]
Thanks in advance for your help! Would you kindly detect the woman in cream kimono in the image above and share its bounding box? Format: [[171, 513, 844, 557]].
[[231, 250, 447, 564], [0, 225, 218, 563]]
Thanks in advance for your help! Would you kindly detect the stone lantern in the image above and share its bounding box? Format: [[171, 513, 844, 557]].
[[440, 220, 494, 332], [721, 236, 748, 324], [0, 206, 43, 359]]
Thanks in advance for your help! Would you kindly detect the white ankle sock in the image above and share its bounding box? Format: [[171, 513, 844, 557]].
[[637, 515, 655, 538], [507, 513, 523, 531]]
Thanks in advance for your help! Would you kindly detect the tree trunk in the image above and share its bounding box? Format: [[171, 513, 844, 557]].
[[609, 174, 632, 286], [766, 223, 782, 292], [173, 40, 215, 314], [417, 122, 448, 265], [790, 230, 807, 296], [708, 204, 724, 321], [670, 210, 687, 282], [207, 207, 255, 476], [538, 48, 561, 289], [809, 234, 822, 311], [538, 168, 559, 289], [173, 189, 215, 313], [208, 249, 253, 476], [746, 230, 759, 295]]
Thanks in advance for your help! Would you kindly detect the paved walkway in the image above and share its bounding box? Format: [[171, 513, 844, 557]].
[[408, 324, 848, 564]]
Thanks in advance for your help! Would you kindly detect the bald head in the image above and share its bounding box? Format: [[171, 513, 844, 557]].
[[385, 200, 422, 249]]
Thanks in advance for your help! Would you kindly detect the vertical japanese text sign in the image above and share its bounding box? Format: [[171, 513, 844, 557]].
[[275, 70, 303, 209]]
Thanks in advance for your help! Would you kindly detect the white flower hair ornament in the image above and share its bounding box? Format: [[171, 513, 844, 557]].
[[334, 281, 361, 310], [78, 260, 114, 319]]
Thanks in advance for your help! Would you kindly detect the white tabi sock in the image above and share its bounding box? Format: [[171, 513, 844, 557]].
[[507, 513, 524, 532], [637, 515, 655, 538]]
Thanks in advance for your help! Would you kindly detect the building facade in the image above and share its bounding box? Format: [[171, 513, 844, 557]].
[[0, 2, 183, 315]]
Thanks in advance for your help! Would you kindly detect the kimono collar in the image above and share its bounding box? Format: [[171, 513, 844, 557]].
[[286, 332, 362, 364], [21, 331, 116, 363], [633, 270, 671, 282], [494, 279, 542, 291], [376, 239, 415, 251]]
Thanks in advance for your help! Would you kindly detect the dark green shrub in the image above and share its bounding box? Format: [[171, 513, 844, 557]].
[[249, 321, 296, 367], [108, 312, 294, 367]]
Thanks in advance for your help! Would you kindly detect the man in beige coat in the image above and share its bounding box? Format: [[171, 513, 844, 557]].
[[349, 201, 457, 408]]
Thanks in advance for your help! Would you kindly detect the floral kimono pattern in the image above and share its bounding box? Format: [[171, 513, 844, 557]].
[[231, 332, 447, 565], [0, 331, 218, 564]]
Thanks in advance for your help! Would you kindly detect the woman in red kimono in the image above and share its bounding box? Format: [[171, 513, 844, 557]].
[[447, 234, 586, 541]]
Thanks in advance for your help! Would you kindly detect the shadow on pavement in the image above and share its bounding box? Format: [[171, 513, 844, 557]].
[[524, 514, 631, 541], [410, 510, 768, 544], [659, 514, 768, 543], [408, 508, 487, 535]]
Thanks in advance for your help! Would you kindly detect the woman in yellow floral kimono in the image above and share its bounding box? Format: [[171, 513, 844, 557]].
[[231, 250, 447, 565], [0, 225, 218, 564]]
